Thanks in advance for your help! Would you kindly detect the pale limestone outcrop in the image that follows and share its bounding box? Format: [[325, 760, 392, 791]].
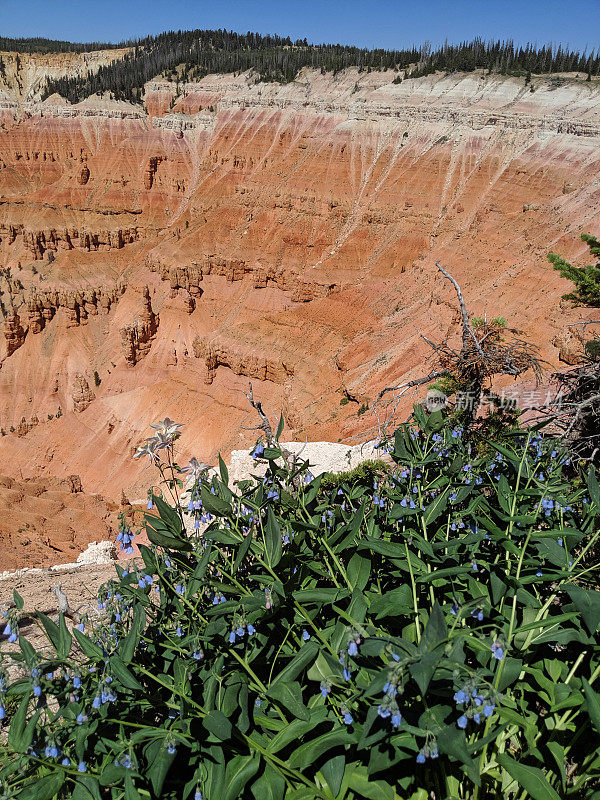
[[227, 440, 383, 485]]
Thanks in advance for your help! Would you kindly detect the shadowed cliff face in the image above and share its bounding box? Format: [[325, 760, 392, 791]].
[[0, 64, 598, 520]]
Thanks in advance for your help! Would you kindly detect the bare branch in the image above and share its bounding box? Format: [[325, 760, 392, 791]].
[[376, 369, 451, 403], [243, 382, 276, 446], [243, 382, 303, 487], [436, 261, 486, 359]]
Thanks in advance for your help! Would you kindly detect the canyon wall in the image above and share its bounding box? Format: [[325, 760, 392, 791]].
[[0, 63, 598, 549]]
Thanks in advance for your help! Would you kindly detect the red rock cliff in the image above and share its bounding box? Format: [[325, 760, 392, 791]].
[[0, 65, 597, 511]]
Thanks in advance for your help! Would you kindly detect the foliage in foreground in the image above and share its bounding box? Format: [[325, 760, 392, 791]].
[[1, 409, 600, 799], [548, 233, 600, 308]]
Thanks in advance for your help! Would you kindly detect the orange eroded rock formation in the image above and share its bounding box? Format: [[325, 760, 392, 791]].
[[0, 64, 598, 567]]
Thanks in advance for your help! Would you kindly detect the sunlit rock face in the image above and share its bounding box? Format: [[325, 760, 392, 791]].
[[0, 61, 598, 530]]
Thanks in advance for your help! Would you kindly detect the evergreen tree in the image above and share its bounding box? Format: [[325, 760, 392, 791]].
[[548, 234, 600, 307], [0, 30, 595, 104]]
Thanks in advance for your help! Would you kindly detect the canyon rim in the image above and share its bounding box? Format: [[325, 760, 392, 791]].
[[0, 44, 599, 567]]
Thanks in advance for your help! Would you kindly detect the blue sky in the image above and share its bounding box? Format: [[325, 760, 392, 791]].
[[1, 0, 599, 52]]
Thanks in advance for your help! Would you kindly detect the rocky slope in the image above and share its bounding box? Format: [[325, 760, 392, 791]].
[[0, 47, 130, 103], [0, 62, 599, 568]]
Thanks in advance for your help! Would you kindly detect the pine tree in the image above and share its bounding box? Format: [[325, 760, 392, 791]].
[[548, 234, 600, 306]]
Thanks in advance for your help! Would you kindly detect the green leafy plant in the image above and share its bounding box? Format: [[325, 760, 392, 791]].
[[319, 459, 389, 493], [548, 234, 600, 307], [585, 338, 600, 362], [1, 412, 600, 799]]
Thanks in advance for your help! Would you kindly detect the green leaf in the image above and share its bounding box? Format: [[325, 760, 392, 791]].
[[146, 739, 176, 796], [224, 754, 260, 800], [219, 453, 229, 485], [566, 584, 600, 634], [497, 754, 561, 800], [36, 611, 61, 654], [201, 486, 232, 517], [586, 466, 600, 510], [73, 628, 104, 660], [267, 681, 310, 721], [546, 742, 567, 791], [145, 516, 192, 551], [496, 475, 512, 514], [289, 730, 351, 769], [347, 766, 393, 800], [420, 602, 447, 652], [233, 529, 253, 574], [321, 754, 345, 796], [347, 554, 371, 591], [264, 507, 282, 567], [251, 766, 285, 800], [293, 588, 348, 604], [19, 637, 36, 665], [272, 641, 319, 685], [489, 441, 521, 467], [8, 692, 31, 753], [409, 648, 445, 696], [276, 413, 285, 440], [358, 539, 405, 558], [263, 447, 282, 460], [266, 712, 328, 754], [394, 428, 411, 460], [203, 709, 232, 740], [110, 655, 143, 690], [189, 544, 213, 594], [238, 682, 250, 733], [436, 724, 478, 785], [204, 751, 226, 799], [58, 612, 72, 659], [124, 774, 142, 800], [496, 657, 523, 693], [12, 589, 23, 611], [423, 488, 450, 525], [120, 603, 146, 665], [583, 678, 600, 735], [71, 776, 102, 800], [370, 586, 413, 619], [285, 789, 320, 800], [16, 774, 64, 800], [152, 493, 183, 532]]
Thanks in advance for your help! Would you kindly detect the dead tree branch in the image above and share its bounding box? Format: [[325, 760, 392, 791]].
[[436, 261, 486, 359], [243, 382, 303, 486], [372, 262, 545, 436], [243, 382, 276, 446], [376, 370, 452, 403]]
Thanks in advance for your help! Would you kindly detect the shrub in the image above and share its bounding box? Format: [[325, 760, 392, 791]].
[[548, 234, 600, 307], [585, 338, 600, 361], [319, 459, 389, 493], [1, 411, 600, 799]]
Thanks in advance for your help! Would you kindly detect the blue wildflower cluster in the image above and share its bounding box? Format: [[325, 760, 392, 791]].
[[227, 618, 256, 643], [416, 737, 439, 764], [454, 681, 498, 729], [116, 511, 135, 555], [0, 667, 6, 720], [1, 613, 17, 644], [0, 414, 598, 800]]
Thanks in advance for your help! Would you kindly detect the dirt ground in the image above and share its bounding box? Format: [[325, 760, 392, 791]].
[[0, 561, 130, 655]]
